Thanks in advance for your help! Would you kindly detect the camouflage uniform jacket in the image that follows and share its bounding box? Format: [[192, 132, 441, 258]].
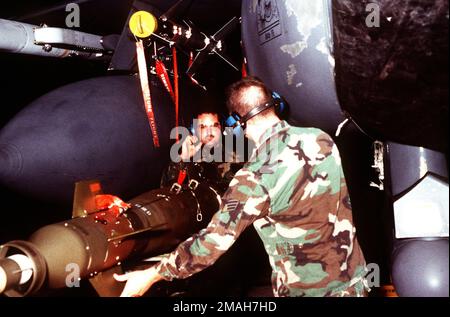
[[156, 120, 368, 296]]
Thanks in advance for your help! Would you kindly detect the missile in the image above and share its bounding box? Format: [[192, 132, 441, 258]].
[[0, 18, 113, 60], [0, 179, 221, 297], [0, 75, 203, 205]]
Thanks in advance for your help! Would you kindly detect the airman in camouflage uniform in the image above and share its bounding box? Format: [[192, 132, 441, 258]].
[[154, 120, 368, 296], [161, 112, 244, 193], [115, 77, 368, 297]]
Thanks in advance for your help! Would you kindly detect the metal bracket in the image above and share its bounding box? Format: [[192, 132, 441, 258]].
[[188, 179, 199, 190], [170, 182, 182, 194]]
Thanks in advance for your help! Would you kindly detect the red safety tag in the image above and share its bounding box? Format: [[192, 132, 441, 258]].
[[177, 169, 187, 185], [242, 60, 248, 78], [94, 194, 131, 219], [136, 40, 160, 148], [155, 59, 175, 102]]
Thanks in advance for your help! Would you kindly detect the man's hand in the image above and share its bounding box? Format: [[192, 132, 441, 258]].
[[180, 135, 202, 161], [114, 266, 163, 297]]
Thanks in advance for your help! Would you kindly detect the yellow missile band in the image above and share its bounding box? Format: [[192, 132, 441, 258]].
[[129, 11, 158, 38]]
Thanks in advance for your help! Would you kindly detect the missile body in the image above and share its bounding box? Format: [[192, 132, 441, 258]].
[[0, 75, 201, 205], [0, 181, 221, 296], [0, 18, 108, 60]]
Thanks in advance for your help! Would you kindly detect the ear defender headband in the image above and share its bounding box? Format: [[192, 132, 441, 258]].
[[189, 122, 196, 135], [224, 91, 286, 137]]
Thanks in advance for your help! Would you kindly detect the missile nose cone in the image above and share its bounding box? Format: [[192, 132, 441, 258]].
[[0, 143, 23, 180]]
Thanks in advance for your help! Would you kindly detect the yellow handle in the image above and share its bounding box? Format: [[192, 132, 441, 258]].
[[129, 11, 158, 38]]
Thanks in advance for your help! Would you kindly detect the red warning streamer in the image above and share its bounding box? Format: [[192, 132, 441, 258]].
[[136, 40, 160, 148], [155, 59, 175, 102], [172, 46, 179, 142]]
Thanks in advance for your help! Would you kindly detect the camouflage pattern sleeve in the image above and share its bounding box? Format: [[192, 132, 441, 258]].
[[155, 167, 271, 281], [252, 126, 368, 296]]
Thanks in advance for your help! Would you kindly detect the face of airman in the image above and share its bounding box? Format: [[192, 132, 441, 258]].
[[196, 113, 222, 146]]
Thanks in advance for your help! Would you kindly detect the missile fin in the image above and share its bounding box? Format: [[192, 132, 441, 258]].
[[72, 180, 103, 218]]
